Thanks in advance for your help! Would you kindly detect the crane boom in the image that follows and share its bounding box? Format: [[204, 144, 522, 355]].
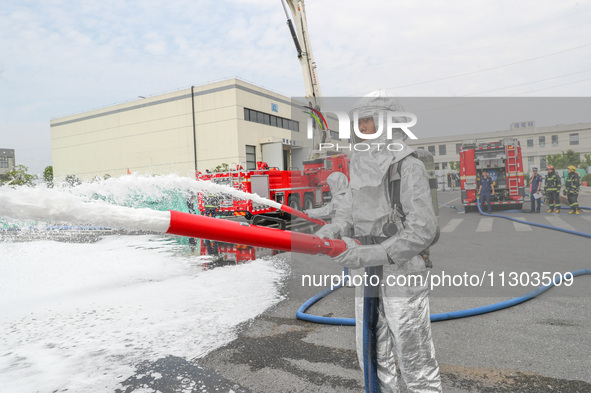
[[281, 0, 323, 104], [281, 0, 330, 154]]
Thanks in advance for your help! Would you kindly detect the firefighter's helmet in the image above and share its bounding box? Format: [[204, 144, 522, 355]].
[[568, 165, 577, 171], [546, 165, 554, 171]]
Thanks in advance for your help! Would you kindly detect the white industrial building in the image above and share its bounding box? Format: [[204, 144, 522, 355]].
[[407, 122, 591, 191], [0, 148, 16, 177], [407, 122, 591, 173], [50, 78, 320, 180]]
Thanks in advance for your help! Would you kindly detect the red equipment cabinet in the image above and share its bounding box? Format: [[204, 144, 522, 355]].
[[199, 241, 257, 263], [196, 154, 350, 218], [459, 138, 525, 212]]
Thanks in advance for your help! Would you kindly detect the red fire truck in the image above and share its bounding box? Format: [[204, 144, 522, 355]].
[[459, 138, 525, 212], [196, 154, 350, 219], [199, 241, 281, 267]]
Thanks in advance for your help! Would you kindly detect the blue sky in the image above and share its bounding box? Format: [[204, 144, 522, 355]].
[[1, 0, 591, 174]]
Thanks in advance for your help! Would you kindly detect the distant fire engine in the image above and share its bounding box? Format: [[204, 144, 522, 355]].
[[459, 138, 525, 212], [196, 154, 350, 219]]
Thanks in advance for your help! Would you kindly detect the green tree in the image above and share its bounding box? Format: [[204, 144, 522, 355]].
[[213, 163, 229, 172], [64, 174, 82, 187], [2, 164, 38, 186], [43, 166, 54, 187], [449, 161, 460, 171], [581, 154, 591, 169], [546, 150, 581, 169]]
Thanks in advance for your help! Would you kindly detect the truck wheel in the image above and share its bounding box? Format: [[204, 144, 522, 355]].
[[287, 195, 301, 211], [303, 195, 314, 210]]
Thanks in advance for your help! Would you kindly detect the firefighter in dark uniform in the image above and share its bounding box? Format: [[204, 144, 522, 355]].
[[477, 169, 495, 213], [203, 193, 219, 217], [202, 193, 220, 255], [564, 165, 581, 215], [186, 190, 196, 214], [529, 166, 543, 213], [544, 165, 561, 213], [186, 190, 197, 251]]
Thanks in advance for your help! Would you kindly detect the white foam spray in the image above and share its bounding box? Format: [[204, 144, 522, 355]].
[[0, 187, 172, 232], [65, 173, 282, 209], [0, 174, 281, 230]]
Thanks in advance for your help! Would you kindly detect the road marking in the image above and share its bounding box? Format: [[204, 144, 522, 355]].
[[441, 218, 463, 233], [512, 217, 532, 231], [476, 218, 494, 232], [543, 215, 576, 231]]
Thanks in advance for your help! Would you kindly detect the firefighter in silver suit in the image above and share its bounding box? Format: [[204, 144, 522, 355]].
[[304, 171, 349, 219], [316, 93, 441, 392]]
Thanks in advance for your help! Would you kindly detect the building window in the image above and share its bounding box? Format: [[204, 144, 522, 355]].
[[528, 157, 535, 168], [527, 138, 534, 148], [442, 162, 448, 169], [539, 136, 545, 148], [439, 144, 447, 156], [552, 135, 558, 147], [417, 146, 425, 150], [246, 145, 256, 170], [244, 108, 299, 132], [434, 163, 440, 170], [456, 143, 462, 154], [540, 156, 547, 168], [570, 133, 579, 145], [0, 156, 8, 168], [428, 145, 436, 155], [330, 131, 339, 140]]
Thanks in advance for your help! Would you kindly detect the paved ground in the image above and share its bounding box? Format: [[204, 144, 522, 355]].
[[118, 188, 591, 392]]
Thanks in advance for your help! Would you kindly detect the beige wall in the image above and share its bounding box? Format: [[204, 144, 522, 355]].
[[51, 89, 196, 180], [50, 78, 311, 180], [193, 83, 239, 171]]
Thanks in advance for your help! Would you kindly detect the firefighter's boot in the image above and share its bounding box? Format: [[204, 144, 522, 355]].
[[546, 208, 554, 213], [575, 208, 580, 215], [569, 209, 576, 214], [555, 207, 560, 214]]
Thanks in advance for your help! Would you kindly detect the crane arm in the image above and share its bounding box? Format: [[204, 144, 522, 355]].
[[280, 0, 329, 152]]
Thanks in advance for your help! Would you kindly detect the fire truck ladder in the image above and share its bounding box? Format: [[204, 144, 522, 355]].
[[230, 162, 246, 187], [506, 144, 519, 197]]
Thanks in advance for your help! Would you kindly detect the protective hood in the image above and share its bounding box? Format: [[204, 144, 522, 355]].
[[348, 92, 415, 189], [326, 171, 348, 196]]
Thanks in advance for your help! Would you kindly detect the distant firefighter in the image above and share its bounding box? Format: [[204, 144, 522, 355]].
[[544, 165, 561, 213], [304, 172, 348, 219], [564, 165, 580, 215]]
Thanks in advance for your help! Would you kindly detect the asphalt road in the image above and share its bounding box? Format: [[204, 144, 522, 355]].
[[118, 189, 591, 393], [428, 190, 591, 392]]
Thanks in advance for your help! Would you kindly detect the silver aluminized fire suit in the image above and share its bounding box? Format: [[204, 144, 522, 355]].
[[304, 171, 349, 219], [315, 94, 441, 392]]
